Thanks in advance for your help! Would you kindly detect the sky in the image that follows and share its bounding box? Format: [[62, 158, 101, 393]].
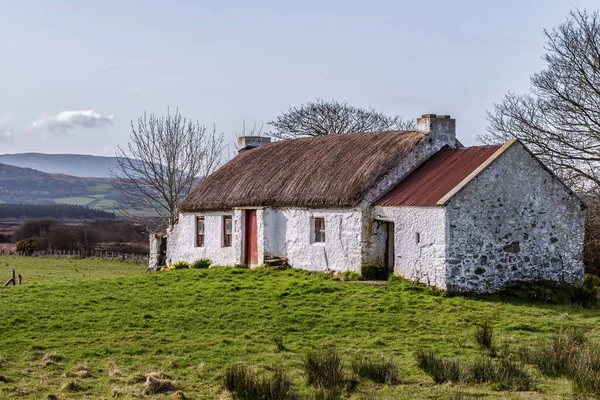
[[0, 0, 597, 157]]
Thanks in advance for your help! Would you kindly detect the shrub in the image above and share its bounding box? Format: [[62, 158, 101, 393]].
[[415, 349, 461, 384], [223, 364, 295, 400], [351, 353, 400, 384], [303, 346, 345, 390], [162, 261, 191, 271], [16, 238, 35, 255], [191, 258, 212, 269], [474, 320, 495, 354], [568, 274, 599, 308]]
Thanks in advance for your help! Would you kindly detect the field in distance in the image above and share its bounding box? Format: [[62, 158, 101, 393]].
[[0, 256, 599, 399]]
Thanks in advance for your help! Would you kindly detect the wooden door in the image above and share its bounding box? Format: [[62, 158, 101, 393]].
[[245, 210, 258, 265]]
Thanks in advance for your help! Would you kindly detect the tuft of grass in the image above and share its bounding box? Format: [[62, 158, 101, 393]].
[[415, 349, 461, 384], [311, 387, 342, 400], [526, 326, 586, 377], [468, 357, 497, 383], [571, 346, 600, 396], [474, 320, 495, 354], [351, 353, 400, 384], [223, 364, 295, 400], [61, 380, 84, 392], [338, 271, 362, 282], [494, 359, 533, 391], [108, 361, 123, 377], [41, 353, 62, 368], [272, 336, 286, 352], [303, 346, 345, 390], [143, 374, 177, 395]]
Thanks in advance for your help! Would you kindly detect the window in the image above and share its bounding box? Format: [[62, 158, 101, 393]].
[[415, 232, 420, 244], [195, 216, 205, 247], [313, 217, 325, 243], [223, 215, 232, 247]]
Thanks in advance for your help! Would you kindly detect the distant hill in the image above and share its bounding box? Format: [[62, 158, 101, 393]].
[[0, 153, 122, 178], [0, 162, 120, 211]]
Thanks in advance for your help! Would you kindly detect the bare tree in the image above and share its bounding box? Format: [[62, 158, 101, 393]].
[[269, 99, 415, 139], [111, 109, 224, 231], [480, 10, 600, 192]]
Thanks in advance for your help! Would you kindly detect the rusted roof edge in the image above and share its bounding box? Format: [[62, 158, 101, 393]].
[[435, 139, 517, 206]]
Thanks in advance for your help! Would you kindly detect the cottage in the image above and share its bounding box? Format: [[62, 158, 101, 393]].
[[163, 114, 585, 293]]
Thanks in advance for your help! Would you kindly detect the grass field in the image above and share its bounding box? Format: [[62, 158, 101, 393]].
[[54, 196, 97, 206], [0, 256, 598, 399], [53, 195, 118, 211]]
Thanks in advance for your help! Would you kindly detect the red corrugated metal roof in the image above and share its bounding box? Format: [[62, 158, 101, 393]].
[[375, 145, 503, 207]]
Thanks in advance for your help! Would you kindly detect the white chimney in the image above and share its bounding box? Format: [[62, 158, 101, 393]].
[[416, 114, 457, 148], [238, 136, 271, 153]]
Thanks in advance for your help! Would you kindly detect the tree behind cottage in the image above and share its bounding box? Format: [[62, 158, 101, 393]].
[[480, 9, 600, 193], [111, 109, 224, 230], [269, 99, 414, 139]]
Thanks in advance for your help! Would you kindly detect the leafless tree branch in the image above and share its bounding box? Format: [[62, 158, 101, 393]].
[[111, 108, 224, 231], [268, 99, 415, 139], [480, 9, 600, 193]]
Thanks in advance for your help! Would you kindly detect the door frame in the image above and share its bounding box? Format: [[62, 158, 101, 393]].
[[243, 209, 258, 266]]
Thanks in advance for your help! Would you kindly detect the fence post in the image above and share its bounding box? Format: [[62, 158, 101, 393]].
[[12, 269, 15, 286], [18, 274, 22, 285]]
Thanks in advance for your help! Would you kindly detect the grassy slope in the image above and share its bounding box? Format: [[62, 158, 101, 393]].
[[0, 257, 598, 399]]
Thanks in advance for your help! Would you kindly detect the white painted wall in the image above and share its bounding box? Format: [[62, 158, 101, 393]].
[[373, 206, 447, 289], [166, 211, 242, 266], [263, 207, 363, 272]]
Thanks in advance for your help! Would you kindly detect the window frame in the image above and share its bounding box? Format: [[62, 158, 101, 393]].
[[222, 215, 233, 247], [195, 216, 205, 247], [312, 217, 325, 243]]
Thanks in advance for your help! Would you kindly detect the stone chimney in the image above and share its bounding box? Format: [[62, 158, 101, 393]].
[[416, 114, 457, 148], [238, 136, 271, 153]]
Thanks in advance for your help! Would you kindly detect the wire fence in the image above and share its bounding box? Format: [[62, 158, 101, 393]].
[[0, 248, 149, 262]]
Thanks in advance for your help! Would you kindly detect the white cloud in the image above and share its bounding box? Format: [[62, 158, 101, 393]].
[[30, 110, 114, 134], [0, 127, 12, 142]]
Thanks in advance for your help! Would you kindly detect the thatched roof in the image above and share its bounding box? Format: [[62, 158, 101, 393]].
[[179, 130, 425, 212]]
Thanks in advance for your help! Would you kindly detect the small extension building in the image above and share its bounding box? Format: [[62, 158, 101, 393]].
[[164, 114, 586, 293]]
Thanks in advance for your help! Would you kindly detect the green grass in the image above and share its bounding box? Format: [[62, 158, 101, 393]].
[[87, 197, 118, 209], [0, 257, 598, 399], [0, 256, 146, 283], [89, 183, 114, 192], [54, 196, 96, 206]]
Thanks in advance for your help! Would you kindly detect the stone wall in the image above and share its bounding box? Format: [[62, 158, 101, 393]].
[[445, 142, 585, 293], [374, 206, 447, 289], [148, 234, 167, 271]]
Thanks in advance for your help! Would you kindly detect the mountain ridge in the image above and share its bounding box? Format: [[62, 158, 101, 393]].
[[0, 152, 122, 178], [0, 162, 120, 211]]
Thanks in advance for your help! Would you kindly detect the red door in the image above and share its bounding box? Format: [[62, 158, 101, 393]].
[[245, 210, 258, 265]]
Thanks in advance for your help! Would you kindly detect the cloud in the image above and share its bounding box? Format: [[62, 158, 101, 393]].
[[30, 110, 114, 134], [0, 127, 12, 142]]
